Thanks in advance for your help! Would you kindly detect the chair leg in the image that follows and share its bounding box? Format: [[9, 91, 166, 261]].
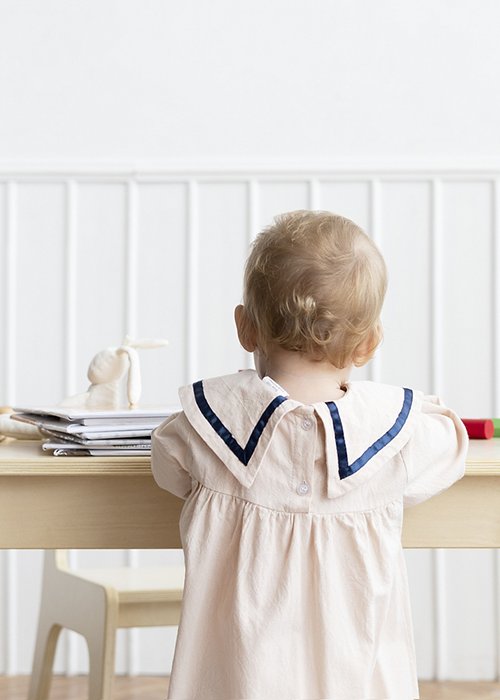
[[86, 624, 117, 700], [27, 620, 62, 700], [28, 552, 120, 700], [81, 584, 118, 700]]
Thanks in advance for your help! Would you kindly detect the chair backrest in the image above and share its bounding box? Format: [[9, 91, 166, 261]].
[[44, 549, 69, 573]]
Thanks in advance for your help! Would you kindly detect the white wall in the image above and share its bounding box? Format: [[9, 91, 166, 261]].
[[1, 0, 500, 161], [0, 0, 499, 684]]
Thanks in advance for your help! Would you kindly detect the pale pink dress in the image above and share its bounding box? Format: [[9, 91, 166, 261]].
[[151, 369, 468, 700]]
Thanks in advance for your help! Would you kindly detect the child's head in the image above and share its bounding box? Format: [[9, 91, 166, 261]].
[[236, 210, 387, 369]]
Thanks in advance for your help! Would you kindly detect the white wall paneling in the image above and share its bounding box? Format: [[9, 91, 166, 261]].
[[433, 548, 448, 680], [4, 183, 17, 406], [379, 181, 432, 391], [186, 180, 199, 384], [495, 550, 500, 679], [495, 180, 500, 418], [430, 180, 445, 399], [0, 163, 499, 680], [17, 183, 66, 406], [64, 180, 78, 398], [368, 179, 383, 384], [441, 181, 494, 417], [196, 181, 249, 378], [447, 549, 497, 679]]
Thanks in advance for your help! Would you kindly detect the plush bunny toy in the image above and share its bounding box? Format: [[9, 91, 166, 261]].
[[59, 336, 169, 409]]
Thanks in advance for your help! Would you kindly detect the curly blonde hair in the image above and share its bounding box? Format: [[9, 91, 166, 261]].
[[242, 210, 387, 368]]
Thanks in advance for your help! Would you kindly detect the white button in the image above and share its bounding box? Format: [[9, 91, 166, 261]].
[[301, 418, 313, 430], [296, 480, 310, 496]]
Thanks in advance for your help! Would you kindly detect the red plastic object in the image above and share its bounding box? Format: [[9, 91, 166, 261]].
[[461, 418, 494, 439]]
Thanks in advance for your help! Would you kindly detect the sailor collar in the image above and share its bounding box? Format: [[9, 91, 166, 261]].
[[179, 369, 422, 498]]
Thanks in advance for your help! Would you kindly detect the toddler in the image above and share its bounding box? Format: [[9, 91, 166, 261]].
[[151, 210, 468, 700]]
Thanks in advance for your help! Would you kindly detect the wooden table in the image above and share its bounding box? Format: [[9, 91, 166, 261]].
[[0, 439, 499, 549]]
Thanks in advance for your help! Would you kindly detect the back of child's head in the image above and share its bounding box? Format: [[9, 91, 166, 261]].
[[242, 210, 387, 369]]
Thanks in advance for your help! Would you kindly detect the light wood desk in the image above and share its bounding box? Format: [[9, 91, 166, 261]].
[[0, 439, 499, 549]]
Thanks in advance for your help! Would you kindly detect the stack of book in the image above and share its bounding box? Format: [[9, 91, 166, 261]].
[[11, 406, 178, 456]]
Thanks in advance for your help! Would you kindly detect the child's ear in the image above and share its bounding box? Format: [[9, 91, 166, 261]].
[[352, 325, 383, 367], [234, 305, 258, 352]]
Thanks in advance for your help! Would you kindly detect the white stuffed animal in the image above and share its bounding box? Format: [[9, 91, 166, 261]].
[[59, 336, 168, 409]]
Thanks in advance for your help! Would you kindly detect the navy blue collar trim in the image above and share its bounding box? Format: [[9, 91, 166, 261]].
[[193, 380, 287, 466], [194, 380, 413, 478], [326, 388, 413, 480]]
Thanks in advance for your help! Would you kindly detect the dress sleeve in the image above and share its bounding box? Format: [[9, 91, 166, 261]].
[[401, 394, 469, 508], [151, 411, 193, 499]]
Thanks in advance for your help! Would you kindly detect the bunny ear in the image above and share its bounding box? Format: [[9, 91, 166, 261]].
[[118, 346, 142, 407], [126, 337, 169, 349]]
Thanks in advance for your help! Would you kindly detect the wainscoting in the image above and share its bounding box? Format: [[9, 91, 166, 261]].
[[0, 162, 499, 680]]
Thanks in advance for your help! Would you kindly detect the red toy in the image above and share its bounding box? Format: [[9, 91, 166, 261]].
[[461, 418, 494, 439]]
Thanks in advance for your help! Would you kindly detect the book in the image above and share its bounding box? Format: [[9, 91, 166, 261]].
[[42, 441, 151, 453], [13, 414, 162, 437], [12, 406, 178, 422], [39, 428, 153, 446], [11, 404, 179, 457], [41, 443, 151, 457]]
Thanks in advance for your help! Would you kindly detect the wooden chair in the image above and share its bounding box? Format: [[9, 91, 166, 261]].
[[28, 550, 184, 700]]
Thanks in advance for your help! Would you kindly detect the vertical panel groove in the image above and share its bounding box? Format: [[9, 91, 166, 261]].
[[5, 182, 17, 405], [0, 551, 4, 673], [186, 181, 199, 384], [64, 180, 78, 397], [369, 180, 382, 382], [243, 180, 260, 370], [126, 549, 140, 676], [126, 180, 139, 340], [493, 549, 500, 681], [432, 548, 447, 680], [308, 179, 320, 209], [6, 550, 18, 675], [493, 181, 500, 416], [430, 180, 444, 396], [247, 180, 259, 245], [66, 550, 79, 675]]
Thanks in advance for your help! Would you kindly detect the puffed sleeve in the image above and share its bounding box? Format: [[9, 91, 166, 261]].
[[401, 394, 469, 508], [151, 412, 193, 499]]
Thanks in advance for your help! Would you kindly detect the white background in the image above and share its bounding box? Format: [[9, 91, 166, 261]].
[[1, 0, 500, 161], [0, 0, 499, 683]]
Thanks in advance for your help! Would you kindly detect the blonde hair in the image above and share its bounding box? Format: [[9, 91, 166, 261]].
[[242, 210, 387, 368]]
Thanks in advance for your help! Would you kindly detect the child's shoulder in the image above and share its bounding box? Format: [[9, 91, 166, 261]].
[[331, 379, 425, 429]]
